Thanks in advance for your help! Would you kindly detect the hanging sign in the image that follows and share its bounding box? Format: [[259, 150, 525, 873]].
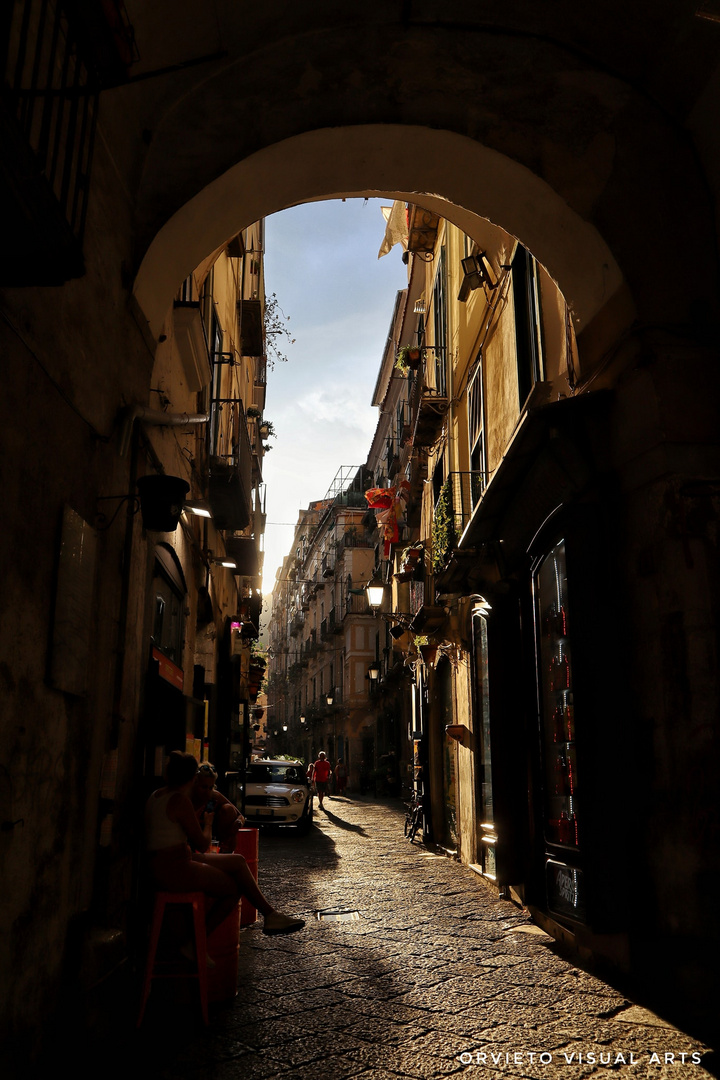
[[152, 646, 184, 691]]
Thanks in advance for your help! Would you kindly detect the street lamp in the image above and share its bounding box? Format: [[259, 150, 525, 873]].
[[300, 714, 306, 724], [366, 574, 385, 610], [368, 662, 380, 681], [326, 692, 334, 706]]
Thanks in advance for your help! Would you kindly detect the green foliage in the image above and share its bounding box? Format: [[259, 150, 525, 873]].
[[432, 479, 456, 571], [394, 344, 422, 375], [264, 293, 295, 368], [249, 642, 268, 665]]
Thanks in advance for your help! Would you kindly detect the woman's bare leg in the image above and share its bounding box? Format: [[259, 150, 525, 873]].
[[196, 853, 275, 917]]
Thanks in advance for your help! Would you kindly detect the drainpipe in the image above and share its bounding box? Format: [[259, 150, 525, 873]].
[[119, 405, 209, 457]]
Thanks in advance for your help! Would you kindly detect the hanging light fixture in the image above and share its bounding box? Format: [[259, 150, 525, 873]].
[[183, 499, 212, 518], [326, 692, 334, 706], [460, 252, 498, 291], [366, 574, 385, 610], [368, 662, 381, 681]]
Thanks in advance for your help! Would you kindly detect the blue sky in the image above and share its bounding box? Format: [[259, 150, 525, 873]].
[[261, 199, 408, 588]]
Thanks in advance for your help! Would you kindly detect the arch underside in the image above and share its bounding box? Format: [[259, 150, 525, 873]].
[[128, 18, 718, 345]]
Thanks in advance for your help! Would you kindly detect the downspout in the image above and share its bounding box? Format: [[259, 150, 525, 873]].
[[119, 405, 209, 458]]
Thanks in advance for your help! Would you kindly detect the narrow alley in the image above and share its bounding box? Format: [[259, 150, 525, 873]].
[[107, 799, 713, 1080]]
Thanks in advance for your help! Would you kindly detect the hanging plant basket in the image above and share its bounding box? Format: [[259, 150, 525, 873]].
[[252, 707, 264, 720], [136, 474, 189, 532], [395, 345, 423, 375], [445, 724, 465, 741], [419, 642, 438, 666]]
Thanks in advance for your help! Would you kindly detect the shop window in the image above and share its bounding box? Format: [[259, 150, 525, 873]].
[[152, 575, 184, 666], [151, 544, 187, 667]]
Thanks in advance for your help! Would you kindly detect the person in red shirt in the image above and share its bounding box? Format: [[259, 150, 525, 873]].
[[312, 751, 332, 808]]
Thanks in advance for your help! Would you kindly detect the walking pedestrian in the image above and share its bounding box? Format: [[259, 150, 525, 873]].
[[334, 758, 348, 796], [312, 751, 332, 808]]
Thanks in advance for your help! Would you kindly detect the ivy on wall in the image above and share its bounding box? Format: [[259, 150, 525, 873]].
[[432, 479, 456, 571]]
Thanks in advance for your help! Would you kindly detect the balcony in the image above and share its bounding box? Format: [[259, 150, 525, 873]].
[[406, 204, 440, 261], [239, 298, 263, 356], [321, 553, 335, 577], [289, 611, 305, 637], [432, 472, 488, 592], [407, 348, 449, 448], [344, 593, 372, 617], [208, 401, 253, 531], [224, 535, 260, 578]]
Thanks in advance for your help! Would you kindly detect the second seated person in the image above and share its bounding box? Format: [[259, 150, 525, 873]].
[[191, 761, 245, 852]]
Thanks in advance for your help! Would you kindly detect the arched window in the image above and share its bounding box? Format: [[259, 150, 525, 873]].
[[151, 543, 187, 667]]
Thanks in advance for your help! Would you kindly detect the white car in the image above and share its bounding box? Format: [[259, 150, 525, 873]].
[[243, 759, 314, 833]]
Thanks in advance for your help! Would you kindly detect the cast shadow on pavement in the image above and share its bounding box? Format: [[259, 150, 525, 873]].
[[319, 804, 369, 836]]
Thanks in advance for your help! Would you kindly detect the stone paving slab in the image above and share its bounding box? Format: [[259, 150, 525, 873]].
[[107, 797, 714, 1080]]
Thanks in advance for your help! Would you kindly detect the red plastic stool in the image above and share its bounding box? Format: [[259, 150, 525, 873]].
[[137, 891, 209, 1026], [235, 828, 259, 925]]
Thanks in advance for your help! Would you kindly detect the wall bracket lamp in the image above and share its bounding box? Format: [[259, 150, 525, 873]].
[[461, 252, 498, 291]]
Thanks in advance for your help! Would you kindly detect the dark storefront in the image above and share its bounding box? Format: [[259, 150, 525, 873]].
[[442, 392, 631, 956]]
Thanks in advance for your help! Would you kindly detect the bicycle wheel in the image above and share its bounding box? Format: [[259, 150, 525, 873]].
[[404, 811, 412, 837], [408, 808, 423, 843]]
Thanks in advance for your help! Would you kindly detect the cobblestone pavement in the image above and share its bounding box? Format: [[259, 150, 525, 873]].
[[132, 797, 715, 1080]]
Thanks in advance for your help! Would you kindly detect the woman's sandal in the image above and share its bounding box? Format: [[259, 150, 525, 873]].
[[262, 912, 305, 936]]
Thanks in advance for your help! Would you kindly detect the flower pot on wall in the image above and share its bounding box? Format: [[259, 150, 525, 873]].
[[136, 475, 189, 532], [445, 724, 465, 742], [419, 643, 438, 666]]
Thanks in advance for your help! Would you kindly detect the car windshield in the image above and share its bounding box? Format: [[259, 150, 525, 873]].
[[248, 764, 306, 784]]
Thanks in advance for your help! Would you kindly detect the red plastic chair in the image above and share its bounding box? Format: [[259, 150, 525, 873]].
[[137, 891, 209, 1026]]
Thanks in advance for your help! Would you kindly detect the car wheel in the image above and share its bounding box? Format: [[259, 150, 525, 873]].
[[297, 799, 313, 835]]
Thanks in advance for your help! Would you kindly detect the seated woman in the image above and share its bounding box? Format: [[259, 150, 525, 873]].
[[145, 751, 304, 939], [190, 762, 245, 852]]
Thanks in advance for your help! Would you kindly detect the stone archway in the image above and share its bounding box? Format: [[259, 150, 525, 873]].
[[134, 124, 624, 344], [125, 11, 720, 363]]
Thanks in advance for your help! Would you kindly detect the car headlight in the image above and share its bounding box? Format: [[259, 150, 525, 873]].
[[290, 789, 305, 804]]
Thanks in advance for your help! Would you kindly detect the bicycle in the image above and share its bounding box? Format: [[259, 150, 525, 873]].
[[403, 788, 424, 843]]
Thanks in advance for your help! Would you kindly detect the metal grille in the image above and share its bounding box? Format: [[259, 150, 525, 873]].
[[245, 795, 289, 807], [4, 0, 99, 244]]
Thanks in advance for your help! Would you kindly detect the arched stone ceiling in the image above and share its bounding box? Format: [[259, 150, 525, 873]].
[[134, 126, 622, 342], [119, 5, 720, 342]]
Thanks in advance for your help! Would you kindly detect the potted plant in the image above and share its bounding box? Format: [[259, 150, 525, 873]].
[[395, 544, 423, 582], [395, 344, 422, 374], [414, 634, 438, 666], [246, 405, 261, 420], [258, 419, 276, 440]]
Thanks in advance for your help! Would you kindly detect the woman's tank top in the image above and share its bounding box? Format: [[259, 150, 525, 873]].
[[145, 790, 188, 851]]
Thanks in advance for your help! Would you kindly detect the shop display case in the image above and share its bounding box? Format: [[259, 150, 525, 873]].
[[534, 538, 586, 923]]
